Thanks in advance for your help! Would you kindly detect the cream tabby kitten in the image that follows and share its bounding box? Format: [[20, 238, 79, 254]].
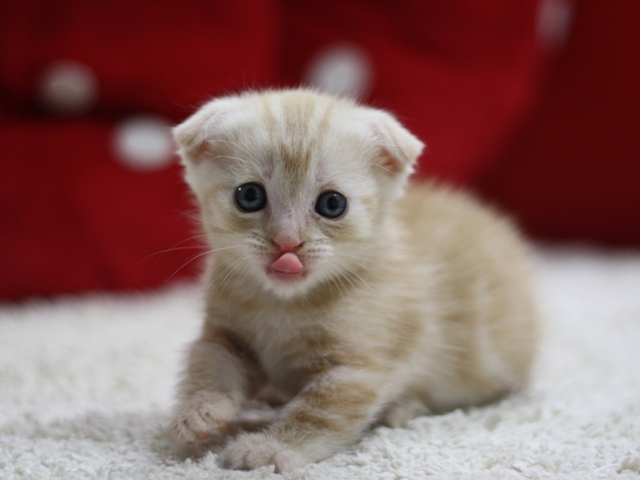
[[168, 89, 538, 472]]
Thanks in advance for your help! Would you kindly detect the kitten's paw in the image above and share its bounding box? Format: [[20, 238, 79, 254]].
[[169, 392, 237, 445], [379, 398, 431, 428], [221, 432, 305, 472]]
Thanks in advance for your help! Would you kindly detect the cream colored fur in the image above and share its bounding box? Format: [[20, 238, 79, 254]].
[[168, 89, 538, 472]]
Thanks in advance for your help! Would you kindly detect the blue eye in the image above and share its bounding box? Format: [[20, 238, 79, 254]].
[[235, 183, 266, 212], [315, 191, 347, 218]]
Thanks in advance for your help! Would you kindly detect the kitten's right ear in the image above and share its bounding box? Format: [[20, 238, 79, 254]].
[[173, 98, 234, 165], [366, 109, 425, 180]]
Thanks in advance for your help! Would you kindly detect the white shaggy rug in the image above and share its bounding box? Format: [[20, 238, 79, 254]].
[[1, 246, 639, 480]]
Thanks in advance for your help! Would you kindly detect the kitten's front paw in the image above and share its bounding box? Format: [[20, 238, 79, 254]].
[[221, 432, 305, 473], [169, 392, 237, 445]]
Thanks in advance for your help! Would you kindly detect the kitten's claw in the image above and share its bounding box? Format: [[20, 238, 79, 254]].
[[221, 432, 304, 472], [168, 393, 236, 445], [193, 422, 227, 442]]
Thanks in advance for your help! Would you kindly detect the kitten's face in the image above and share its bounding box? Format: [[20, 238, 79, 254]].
[[174, 90, 424, 298]]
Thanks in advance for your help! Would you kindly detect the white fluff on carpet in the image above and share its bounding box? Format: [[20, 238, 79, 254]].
[[1, 247, 639, 480]]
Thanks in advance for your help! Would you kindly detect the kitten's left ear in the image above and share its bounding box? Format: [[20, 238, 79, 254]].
[[367, 110, 425, 179]]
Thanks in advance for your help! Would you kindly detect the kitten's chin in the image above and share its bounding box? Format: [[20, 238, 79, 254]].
[[263, 267, 313, 298], [267, 269, 308, 283]]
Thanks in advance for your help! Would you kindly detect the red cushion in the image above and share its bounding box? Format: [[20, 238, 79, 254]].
[[0, 120, 199, 298], [480, 0, 640, 246], [0, 0, 280, 119], [0, 0, 280, 300], [0, 0, 550, 299], [280, 0, 543, 185]]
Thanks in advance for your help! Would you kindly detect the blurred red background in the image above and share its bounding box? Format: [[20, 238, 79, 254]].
[[1, 0, 638, 300]]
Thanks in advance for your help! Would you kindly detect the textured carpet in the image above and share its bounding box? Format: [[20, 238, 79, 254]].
[[1, 247, 639, 479]]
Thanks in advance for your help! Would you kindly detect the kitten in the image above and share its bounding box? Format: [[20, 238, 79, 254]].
[[168, 89, 538, 472]]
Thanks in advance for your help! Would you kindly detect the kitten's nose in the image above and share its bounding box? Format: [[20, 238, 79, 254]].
[[271, 237, 304, 253]]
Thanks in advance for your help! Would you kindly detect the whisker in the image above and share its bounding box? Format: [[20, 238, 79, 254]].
[[207, 245, 247, 253], [332, 270, 348, 296], [213, 155, 250, 163], [165, 250, 211, 282], [139, 234, 208, 265], [212, 223, 246, 236], [165, 245, 246, 282], [142, 245, 205, 264], [214, 256, 251, 294], [325, 273, 335, 299], [338, 251, 387, 269], [206, 253, 248, 291], [340, 271, 357, 292], [175, 209, 203, 224], [335, 261, 373, 293], [228, 259, 255, 300]]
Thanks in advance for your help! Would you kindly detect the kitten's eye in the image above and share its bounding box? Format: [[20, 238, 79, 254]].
[[235, 183, 267, 212], [315, 191, 347, 219]]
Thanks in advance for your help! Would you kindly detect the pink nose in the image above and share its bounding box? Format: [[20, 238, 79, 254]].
[[271, 238, 304, 253]]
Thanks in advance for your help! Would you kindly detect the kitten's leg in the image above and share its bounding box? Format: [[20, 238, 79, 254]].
[[221, 367, 383, 472], [169, 331, 263, 446]]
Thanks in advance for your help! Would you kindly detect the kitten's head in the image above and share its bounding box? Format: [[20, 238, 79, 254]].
[[174, 89, 424, 299]]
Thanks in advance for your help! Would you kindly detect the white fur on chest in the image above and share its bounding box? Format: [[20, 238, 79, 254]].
[[233, 305, 327, 396]]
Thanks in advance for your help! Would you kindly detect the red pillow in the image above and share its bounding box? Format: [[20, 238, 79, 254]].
[[0, 0, 280, 300], [0, 0, 548, 299], [480, 0, 640, 246], [279, 0, 543, 185], [0, 0, 280, 119]]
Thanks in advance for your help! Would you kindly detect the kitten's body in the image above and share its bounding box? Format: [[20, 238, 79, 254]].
[[169, 89, 538, 472]]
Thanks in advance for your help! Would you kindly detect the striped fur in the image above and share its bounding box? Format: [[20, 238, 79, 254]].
[[168, 89, 539, 471]]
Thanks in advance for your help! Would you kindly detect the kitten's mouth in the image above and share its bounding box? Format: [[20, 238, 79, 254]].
[[267, 252, 307, 283]]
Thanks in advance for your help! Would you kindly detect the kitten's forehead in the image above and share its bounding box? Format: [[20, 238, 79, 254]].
[[257, 91, 340, 185], [177, 88, 425, 206], [198, 91, 388, 208]]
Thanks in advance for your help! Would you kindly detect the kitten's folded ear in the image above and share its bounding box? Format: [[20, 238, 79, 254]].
[[173, 97, 235, 165], [367, 110, 425, 179]]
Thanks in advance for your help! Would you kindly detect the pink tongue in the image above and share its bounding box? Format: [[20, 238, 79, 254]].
[[271, 252, 304, 274]]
